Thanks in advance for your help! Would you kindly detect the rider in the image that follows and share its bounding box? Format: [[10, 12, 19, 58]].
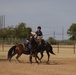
[[26, 30, 36, 50], [35, 26, 46, 47], [26, 31, 32, 50], [36, 26, 43, 37], [26, 26, 46, 50]]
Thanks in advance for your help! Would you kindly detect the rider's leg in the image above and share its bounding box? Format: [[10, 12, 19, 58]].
[[41, 39, 46, 47], [25, 40, 31, 50], [28, 43, 31, 49]]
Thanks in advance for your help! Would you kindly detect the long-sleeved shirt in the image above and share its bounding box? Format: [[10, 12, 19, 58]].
[[35, 31, 43, 37]]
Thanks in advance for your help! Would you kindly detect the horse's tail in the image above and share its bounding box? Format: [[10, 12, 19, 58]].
[[47, 42, 55, 55], [50, 45, 55, 55], [7, 45, 16, 60]]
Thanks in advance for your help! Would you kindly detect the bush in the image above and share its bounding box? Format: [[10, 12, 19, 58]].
[[46, 37, 58, 45]]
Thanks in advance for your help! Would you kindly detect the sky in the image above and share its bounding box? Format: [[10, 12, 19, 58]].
[[0, 0, 76, 40]]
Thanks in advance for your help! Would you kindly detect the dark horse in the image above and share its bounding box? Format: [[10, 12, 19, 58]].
[[29, 36, 41, 64], [29, 35, 55, 64], [40, 42, 55, 63]]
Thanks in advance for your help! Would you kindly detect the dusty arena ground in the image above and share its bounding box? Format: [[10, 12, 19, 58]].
[[0, 45, 76, 75]]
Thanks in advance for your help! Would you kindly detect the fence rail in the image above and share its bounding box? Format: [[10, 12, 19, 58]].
[[52, 44, 76, 54], [0, 44, 76, 54], [0, 38, 76, 54]]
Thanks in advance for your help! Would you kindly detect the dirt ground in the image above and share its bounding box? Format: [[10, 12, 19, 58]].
[[0, 45, 76, 75]]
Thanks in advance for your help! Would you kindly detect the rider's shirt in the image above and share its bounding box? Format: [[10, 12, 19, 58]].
[[35, 31, 43, 37]]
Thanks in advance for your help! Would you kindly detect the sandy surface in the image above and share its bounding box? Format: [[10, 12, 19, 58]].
[[0, 53, 76, 75], [0, 45, 76, 75]]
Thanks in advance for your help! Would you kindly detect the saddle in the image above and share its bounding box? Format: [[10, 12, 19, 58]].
[[37, 39, 47, 47], [22, 43, 30, 51]]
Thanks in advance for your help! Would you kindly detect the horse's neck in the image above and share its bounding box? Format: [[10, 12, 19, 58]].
[[31, 39, 37, 46]]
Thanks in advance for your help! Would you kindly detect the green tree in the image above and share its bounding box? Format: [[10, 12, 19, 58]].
[[14, 22, 32, 38], [67, 23, 76, 40], [46, 37, 58, 45], [5, 26, 14, 38], [0, 22, 32, 39]]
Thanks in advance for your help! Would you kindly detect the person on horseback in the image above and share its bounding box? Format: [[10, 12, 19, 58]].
[[26, 26, 46, 50], [36, 26, 43, 37], [26, 30, 36, 50], [35, 26, 46, 47], [26, 31, 32, 50]]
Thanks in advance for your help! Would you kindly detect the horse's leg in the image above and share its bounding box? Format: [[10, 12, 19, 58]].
[[34, 53, 41, 63], [35, 52, 39, 64], [46, 51, 50, 64], [29, 50, 33, 64], [36, 54, 41, 62], [39, 51, 44, 62], [29, 55, 32, 64], [16, 54, 22, 63]]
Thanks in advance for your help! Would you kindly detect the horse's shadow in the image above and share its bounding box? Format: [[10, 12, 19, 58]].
[[38, 61, 65, 65], [0, 59, 65, 65], [0, 59, 7, 61], [18, 61, 65, 65]]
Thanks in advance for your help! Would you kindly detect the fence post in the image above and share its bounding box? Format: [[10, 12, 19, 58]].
[[58, 43, 59, 53], [74, 42, 75, 54], [2, 38, 4, 51]]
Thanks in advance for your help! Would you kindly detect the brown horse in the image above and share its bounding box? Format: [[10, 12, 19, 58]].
[[7, 43, 40, 64], [8, 44, 29, 62]]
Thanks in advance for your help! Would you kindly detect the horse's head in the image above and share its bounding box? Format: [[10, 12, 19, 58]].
[[29, 34, 36, 44], [29, 32, 36, 43]]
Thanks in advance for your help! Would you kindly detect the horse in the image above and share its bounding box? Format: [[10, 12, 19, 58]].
[[29, 35, 40, 64], [29, 35, 55, 64], [8, 44, 29, 62], [8, 35, 55, 64], [7, 43, 40, 64], [40, 42, 55, 63]]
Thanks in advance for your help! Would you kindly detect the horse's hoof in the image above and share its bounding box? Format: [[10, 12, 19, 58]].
[[8, 58, 11, 62], [17, 60, 21, 63], [46, 62, 50, 64], [19, 61, 21, 63], [30, 62, 32, 64], [38, 58, 41, 63], [38, 63, 39, 65], [36, 61, 39, 65]]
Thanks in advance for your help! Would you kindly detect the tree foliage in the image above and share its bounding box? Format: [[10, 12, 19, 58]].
[[0, 22, 32, 39], [67, 23, 76, 40], [46, 37, 58, 45]]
